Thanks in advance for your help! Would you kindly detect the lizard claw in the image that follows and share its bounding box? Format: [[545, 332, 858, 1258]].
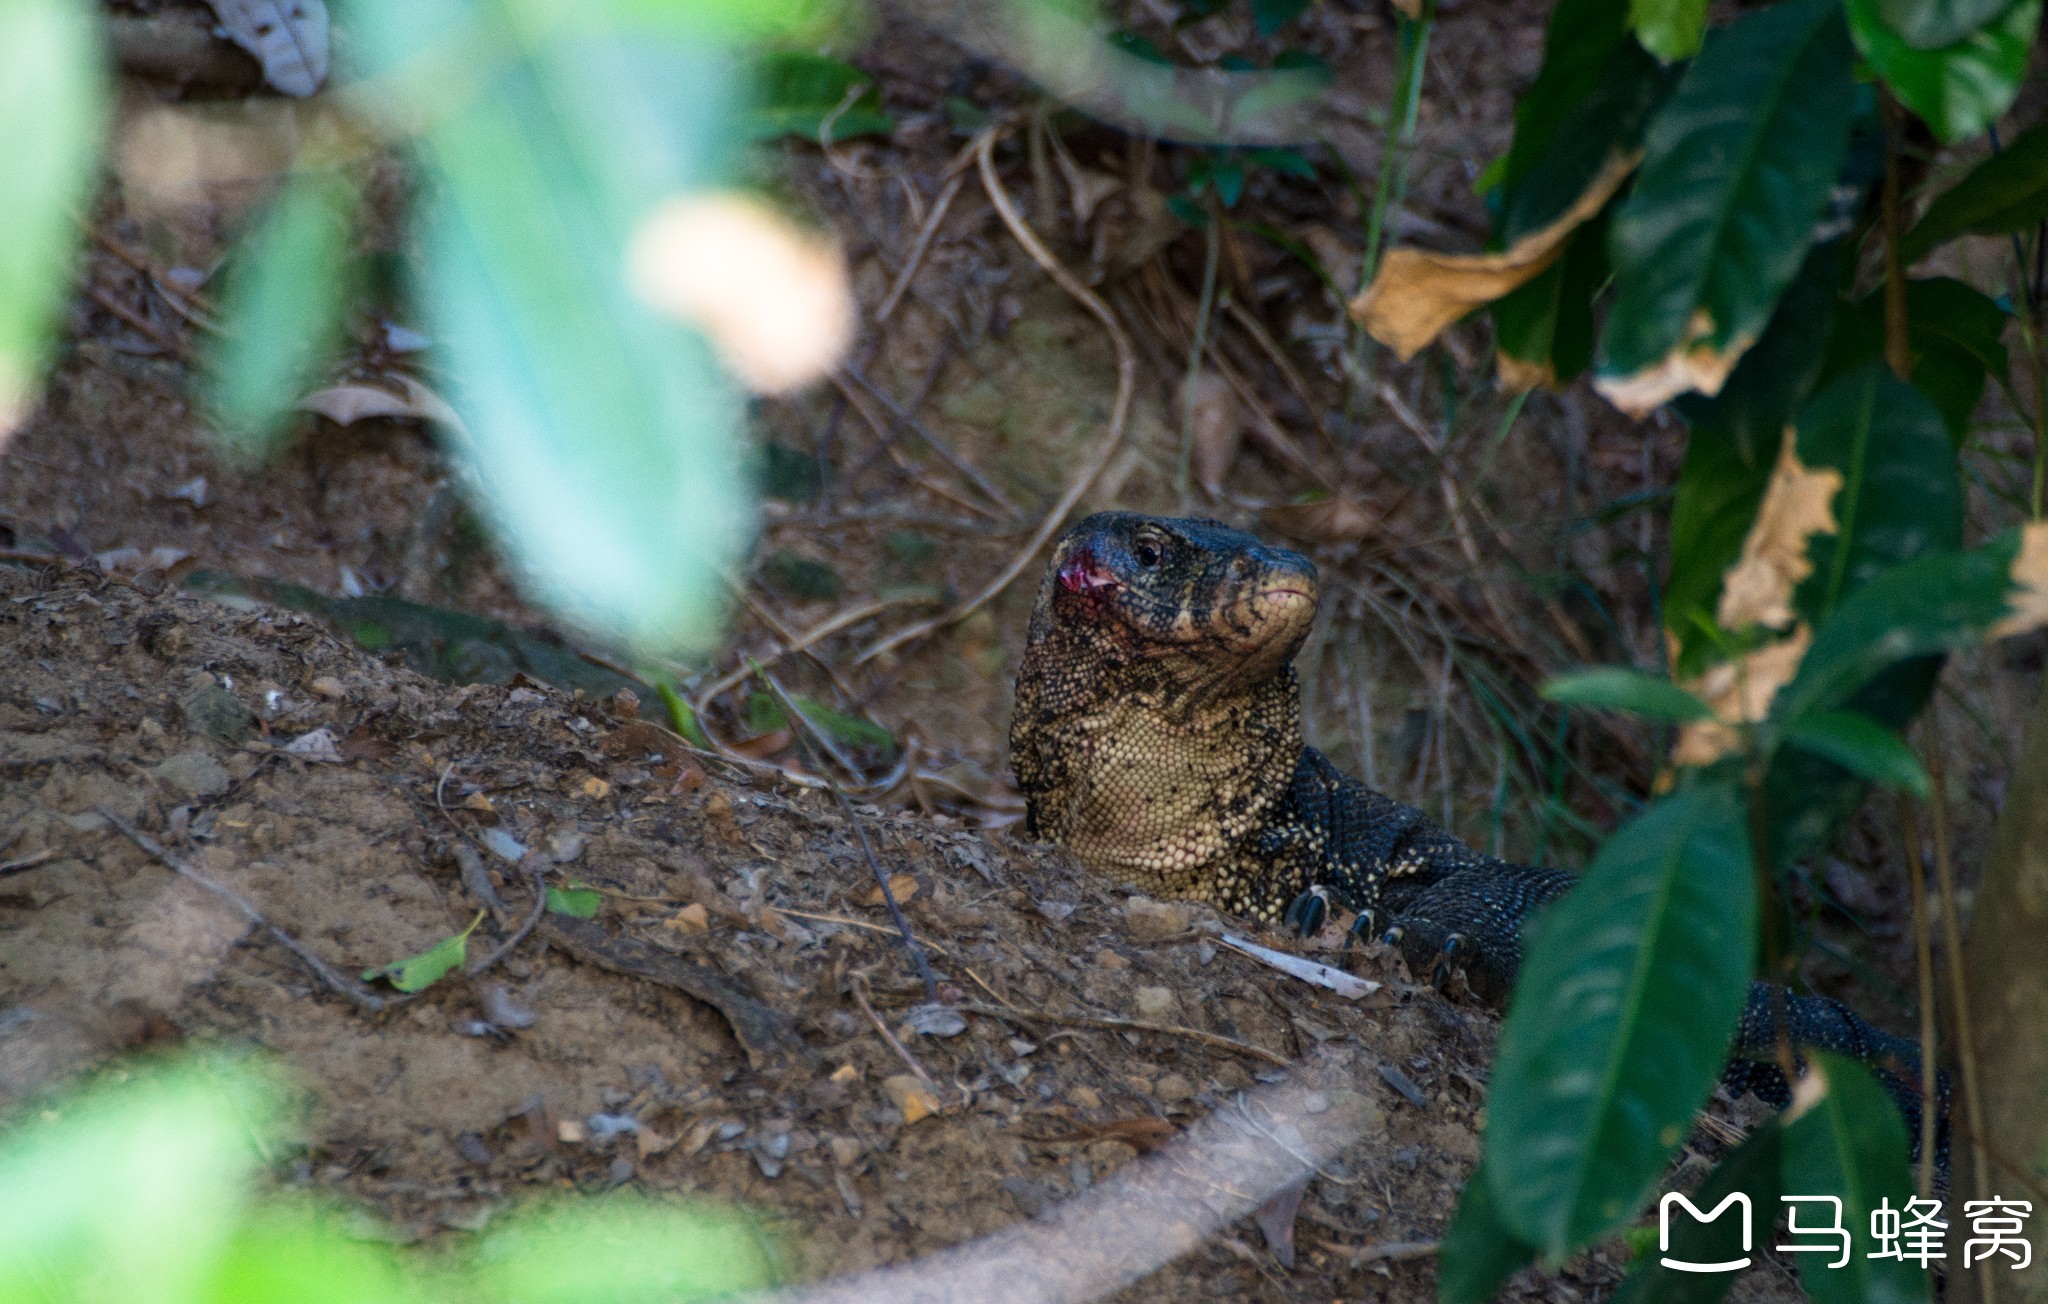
[[1428, 932, 1470, 987], [1284, 887, 1331, 938]]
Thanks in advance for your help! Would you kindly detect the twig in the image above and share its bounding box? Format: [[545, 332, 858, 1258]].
[[854, 125, 1137, 666], [1315, 1237, 1439, 1266], [1177, 204, 1223, 508], [694, 593, 941, 710], [85, 226, 221, 333], [838, 363, 1023, 517], [774, 907, 957, 958], [99, 807, 386, 1014], [74, 277, 190, 360], [758, 667, 939, 1003], [0, 849, 57, 876], [849, 971, 942, 1092], [467, 856, 548, 977], [953, 1001, 1291, 1068], [1898, 802, 1941, 1199], [876, 154, 973, 323]]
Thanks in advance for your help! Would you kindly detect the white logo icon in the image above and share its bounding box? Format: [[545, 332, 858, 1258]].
[[1660, 1191, 1753, 1273]]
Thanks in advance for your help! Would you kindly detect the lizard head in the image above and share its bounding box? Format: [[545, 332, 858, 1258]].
[[1035, 512, 1320, 689]]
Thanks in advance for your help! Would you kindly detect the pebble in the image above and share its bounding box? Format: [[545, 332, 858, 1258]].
[[1133, 986, 1177, 1020], [152, 749, 230, 798]]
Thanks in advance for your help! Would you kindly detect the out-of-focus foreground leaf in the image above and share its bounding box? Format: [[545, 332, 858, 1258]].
[[1844, 0, 2041, 144], [0, 0, 107, 445], [1902, 120, 2048, 261]]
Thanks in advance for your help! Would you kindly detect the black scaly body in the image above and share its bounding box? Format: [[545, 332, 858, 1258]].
[[1012, 512, 1946, 1169]]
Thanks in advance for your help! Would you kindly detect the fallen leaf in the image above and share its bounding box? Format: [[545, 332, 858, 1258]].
[[625, 192, 853, 394], [281, 726, 344, 763], [308, 675, 345, 699], [881, 1073, 942, 1125], [1990, 520, 2048, 639], [665, 902, 710, 934], [298, 375, 467, 436], [1352, 150, 1639, 361], [544, 884, 602, 919], [1041, 1116, 1178, 1153], [579, 775, 612, 799], [1495, 349, 1556, 395], [1716, 435, 1842, 630], [461, 791, 496, 813], [1254, 1177, 1309, 1268], [360, 910, 485, 992], [1053, 148, 1123, 226], [557, 1118, 588, 1145], [1593, 309, 1752, 416], [202, 0, 328, 97], [636, 1125, 673, 1159], [728, 728, 791, 760], [900, 1004, 968, 1038], [1302, 226, 1361, 297], [829, 1063, 860, 1084], [863, 872, 920, 906], [1183, 370, 1244, 497], [1671, 625, 1814, 768]]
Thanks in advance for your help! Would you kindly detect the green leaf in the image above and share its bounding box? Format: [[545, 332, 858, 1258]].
[[762, 550, 843, 600], [203, 1210, 415, 1304], [1779, 710, 1931, 796], [1598, 0, 1856, 386], [655, 680, 712, 749], [362, 910, 485, 992], [546, 884, 603, 918], [1875, 0, 2016, 45], [1500, 41, 1672, 243], [1542, 667, 1714, 722], [1487, 781, 1757, 1259], [1607, 1123, 1784, 1304], [748, 51, 894, 142], [1247, 146, 1318, 180], [1821, 279, 2009, 440], [745, 692, 898, 753], [1778, 1054, 1928, 1304], [1251, 0, 1312, 36], [1493, 207, 1609, 387], [1791, 365, 1964, 621], [1902, 121, 2048, 261], [1630, 0, 1707, 61], [1846, 0, 2041, 144], [1438, 1161, 1538, 1304], [0, 0, 106, 440], [476, 1193, 776, 1303], [1497, 0, 1631, 211], [206, 169, 358, 459]]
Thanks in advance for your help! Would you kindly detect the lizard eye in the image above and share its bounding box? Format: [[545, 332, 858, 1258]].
[[1133, 538, 1164, 569]]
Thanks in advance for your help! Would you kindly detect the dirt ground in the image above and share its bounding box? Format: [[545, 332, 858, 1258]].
[[3, 0, 2039, 1299]]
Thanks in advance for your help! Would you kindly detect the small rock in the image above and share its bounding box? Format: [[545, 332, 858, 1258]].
[[881, 1074, 942, 1125], [1195, 940, 1217, 965], [1001, 1175, 1055, 1219], [557, 1119, 589, 1145], [1094, 947, 1130, 971], [454, 1132, 492, 1164], [282, 727, 343, 763], [1084, 1138, 1138, 1172], [900, 1004, 968, 1038], [1133, 986, 1178, 1020], [1124, 896, 1192, 941], [1154, 1073, 1195, 1103], [828, 1135, 864, 1167], [545, 827, 587, 864], [1035, 898, 1076, 924], [179, 684, 254, 743], [153, 750, 230, 798], [308, 675, 346, 700], [1069, 1086, 1103, 1110]]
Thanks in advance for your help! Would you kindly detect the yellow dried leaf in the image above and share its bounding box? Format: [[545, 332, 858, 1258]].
[[1183, 370, 1243, 497], [664, 901, 710, 934], [881, 1073, 942, 1125], [1716, 435, 1842, 631], [1990, 521, 2048, 639], [828, 1062, 860, 1084], [1592, 311, 1751, 417], [863, 873, 920, 906], [1495, 349, 1556, 395], [1389, 0, 1423, 15], [1671, 625, 1813, 768], [1351, 150, 1639, 361], [579, 775, 612, 799]]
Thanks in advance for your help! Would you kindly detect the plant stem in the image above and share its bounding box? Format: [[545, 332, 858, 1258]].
[[1880, 95, 1911, 380], [1347, 0, 1436, 414], [1898, 802, 1941, 1200]]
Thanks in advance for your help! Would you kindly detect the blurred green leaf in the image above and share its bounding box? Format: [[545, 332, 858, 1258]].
[[655, 680, 713, 748], [202, 1209, 420, 1304], [763, 549, 843, 600], [1902, 121, 2048, 261], [1779, 710, 1931, 796], [754, 441, 826, 501], [1541, 666, 1714, 722], [1630, 0, 1707, 61], [546, 884, 603, 918], [1437, 1161, 1538, 1304], [1608, 1123, 1784, 1304], [745, 692, 896, 753], [1493, 208, 1609, 387], [0, 0, 105, 439], [1845, 0, 2040, 143], [1598, 0, 1855, 385], [1778, 1055, 1928, 1304], [1487, 780, 1756, 1259], [1251, 0, 1312, 35], [1247, 146, 1317, 180], [749, 51, 893, 142], [1500, 40, 1671, 242], [474, 1194, 775, 1303], [1496, 0, 1630, 212], [207, 170, 358, 460], [362, 910, 485, 992], [1821, 279, 2009, 441], [1873, 0, 2015, 45]]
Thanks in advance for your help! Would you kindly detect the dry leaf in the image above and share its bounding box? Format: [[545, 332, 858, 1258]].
[[1261, 495, 1375, 545], [299, 376, 467, 437], [625, 192, 852, 394], [203, 0, 329, 97], [1990, 521, 2048, 639], [1301, 227, 1361, 302], [1389, 0, 1424, 15], [881, 1073, 942, 1125], [665, 902, 710, 934], [1593, 310, 1753, 417], [579, 775, 612, 799], [635, 1125, 674, 1159], [1053, 151, 1122, 226], [1495, 349, 1557, 395], [1716, 434, 1842, 630], [1352, 150, 1639, 361], [829, 1062, 860, 1084], [728, 728, 791, 760], [1671, 625, 1813, 768], [1183, 370, 1243, 497], [863, 872, 920, 906], [282, 726, 343, 763]]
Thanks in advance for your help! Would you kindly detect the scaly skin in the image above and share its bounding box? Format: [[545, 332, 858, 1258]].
[[1012, 511, 1946, 1168]]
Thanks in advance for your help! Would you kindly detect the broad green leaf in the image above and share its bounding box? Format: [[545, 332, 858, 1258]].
[[1494, 208, 1609, 388], [1778, 1054, 1928, 1304], [1496, 0, 1630, 209], [362, 910, 485, 992], [545, 884, 603, 918], [1846, 0, 2041, 144], [207, 170, 359, 459], [1597, 0, 1856, 390], [1771, 533, 2021, 723], [1821, 278, 2009, 440], [476, 1193, 775, 1303], [0, 0, 106, 442], [1608, 1123, 1784, 1304], [1903, 121, 2048, 261], [1542, 666, 1714, 722], [1791, 365, 1963, 621], [1487, 781, 1757, 1258], [748, 51, 894, 143], [1666, 242, 1842, 676], [1438, 1161, 1538, 1304], [203, 1210, 418, 1304], [1875, 0, 2016, 45], [1630, 0, 1707, 61], [1500, 42, 1672, 243], [1779, 710, 1931, 796]]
